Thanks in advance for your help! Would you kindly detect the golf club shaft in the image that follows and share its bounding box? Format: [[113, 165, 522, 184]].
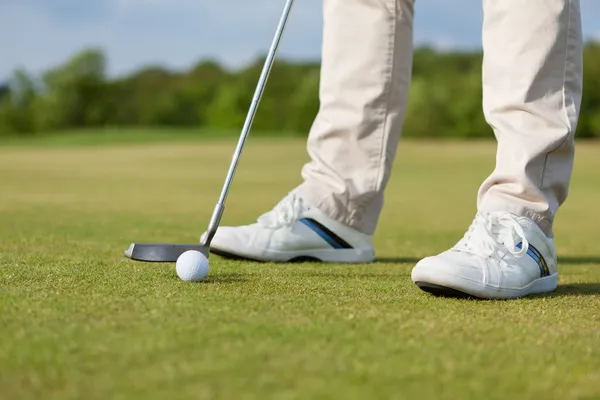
[[201, 0, 295, 246]]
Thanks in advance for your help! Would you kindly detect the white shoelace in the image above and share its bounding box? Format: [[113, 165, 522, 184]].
[[457, 213, 529, 259], [257, 194, 305, 229]]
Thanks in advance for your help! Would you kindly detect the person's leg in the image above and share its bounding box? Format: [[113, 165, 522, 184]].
[[204, 0, 415, 262], [292, 0, 414, 236], [477, 0, 583, 237], [412, 0, 583, 299]]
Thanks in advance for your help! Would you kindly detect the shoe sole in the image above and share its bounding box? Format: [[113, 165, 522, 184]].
[[210, 247, 374, 264], [412, 267, 558, 299], [414, 282, 482, 299]]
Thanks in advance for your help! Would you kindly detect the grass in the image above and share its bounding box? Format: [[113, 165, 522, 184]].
[[0, 127, 300, 148], [1, 131, 599, 400]]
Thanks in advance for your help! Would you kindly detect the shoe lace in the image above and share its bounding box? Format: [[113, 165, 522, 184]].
[[457, 213, 529, 259], [257, 194, 305, 229]]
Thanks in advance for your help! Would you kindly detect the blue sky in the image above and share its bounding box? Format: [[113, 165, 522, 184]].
[[2, 0, 599, 80]]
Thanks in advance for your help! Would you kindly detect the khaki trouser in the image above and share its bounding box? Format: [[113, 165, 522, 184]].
[[293, 0, 583, 237]]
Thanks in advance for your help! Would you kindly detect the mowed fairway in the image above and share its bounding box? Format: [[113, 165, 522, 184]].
[[1, 133, 600, 400]]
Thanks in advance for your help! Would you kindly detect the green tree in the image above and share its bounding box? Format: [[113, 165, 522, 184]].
[[108, 66, 178, 126], [34, 48, 108, 131], [0, 83, 9, 101], [186, 61, 227, 126], [2, 43, 600, 140], [578, 42, 600, 138], [0, 70, 39, 135], [285, 67, 320, 134], [204, 79, 249, 130]]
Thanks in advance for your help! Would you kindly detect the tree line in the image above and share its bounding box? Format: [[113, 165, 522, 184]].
[[1, 43, 599, 139]]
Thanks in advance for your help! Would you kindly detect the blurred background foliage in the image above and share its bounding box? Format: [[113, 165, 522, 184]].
[[1, 42, 599, 139]]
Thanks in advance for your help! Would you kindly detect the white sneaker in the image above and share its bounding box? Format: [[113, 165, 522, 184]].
[[411, 212, 558, 299], [201, 194, 375, 263]]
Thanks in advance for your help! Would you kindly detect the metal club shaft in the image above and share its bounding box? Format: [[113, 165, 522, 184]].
[[201, 0, 296, 246]]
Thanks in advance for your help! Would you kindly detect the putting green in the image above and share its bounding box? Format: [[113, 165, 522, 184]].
[[1, 134, 599, 399]]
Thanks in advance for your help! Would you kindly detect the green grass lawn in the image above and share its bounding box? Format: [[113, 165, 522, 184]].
[[1, 132, 600, 399]]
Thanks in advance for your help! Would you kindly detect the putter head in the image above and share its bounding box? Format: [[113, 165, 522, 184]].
[[124, 243, 210, 262]]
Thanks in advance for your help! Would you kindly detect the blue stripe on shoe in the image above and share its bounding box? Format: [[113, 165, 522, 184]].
[[299, 218, 353, 249], [516, 242, 551, 277]]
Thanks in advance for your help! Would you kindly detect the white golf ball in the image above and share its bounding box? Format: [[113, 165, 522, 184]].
[[176, 250, 209, 282]]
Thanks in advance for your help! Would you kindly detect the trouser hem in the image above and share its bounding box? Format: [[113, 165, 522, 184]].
[[291, 183, 377, 236]]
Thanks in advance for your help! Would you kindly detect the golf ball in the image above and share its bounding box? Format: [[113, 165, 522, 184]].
[[176, 250, 209, 282]]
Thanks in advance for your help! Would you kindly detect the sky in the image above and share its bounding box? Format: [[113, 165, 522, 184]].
[[2, 0, 600, 81]]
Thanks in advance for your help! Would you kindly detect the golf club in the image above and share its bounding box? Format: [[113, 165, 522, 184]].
[[124, 0, 295, 262]]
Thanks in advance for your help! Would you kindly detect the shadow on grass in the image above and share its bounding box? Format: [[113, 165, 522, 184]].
[[171, 272, 248, 284], [415, 282, 600, 301], [530, 282, 600, 298], [374, 257, 421, 264], [213, 254, 422, 265], [558, 256, 600, 265], [288, 271, 403, 280], [377, 256, 600, 265], [210, 253, 600, 275]]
